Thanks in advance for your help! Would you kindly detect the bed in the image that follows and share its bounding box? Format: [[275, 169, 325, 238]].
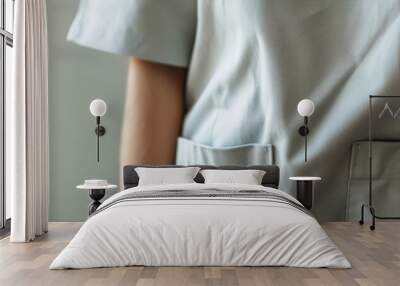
[[50, 165, 350, 269]]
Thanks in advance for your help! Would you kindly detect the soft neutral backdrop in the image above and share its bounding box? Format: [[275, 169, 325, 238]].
[[48, 0, 127, 221]]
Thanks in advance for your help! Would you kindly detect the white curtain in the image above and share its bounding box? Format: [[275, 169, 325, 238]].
[[7, 0, 49, 242]]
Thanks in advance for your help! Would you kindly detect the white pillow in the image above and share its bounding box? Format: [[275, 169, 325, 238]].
[[200, 169, 266, 185], [135, 167, 200, 186]]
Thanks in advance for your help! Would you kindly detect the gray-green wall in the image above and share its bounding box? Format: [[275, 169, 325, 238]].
[[48, 0, 128, 221]]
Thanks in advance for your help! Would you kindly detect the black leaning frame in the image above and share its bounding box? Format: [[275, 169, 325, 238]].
[[359, 95, 400, 230]]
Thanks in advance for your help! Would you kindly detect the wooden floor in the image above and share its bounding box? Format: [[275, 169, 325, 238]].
[[0, 222, 399, 286]]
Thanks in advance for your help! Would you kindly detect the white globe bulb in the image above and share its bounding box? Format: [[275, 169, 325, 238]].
[[89, 99, 107, 117], [297, 99, 315, 117]]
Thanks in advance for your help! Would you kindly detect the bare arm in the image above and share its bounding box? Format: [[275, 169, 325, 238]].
[[120, 58, 186, 169]]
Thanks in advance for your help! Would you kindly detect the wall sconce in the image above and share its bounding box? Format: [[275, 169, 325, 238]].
[[297, 99, 315, 162], [89, 99, 107, 162]]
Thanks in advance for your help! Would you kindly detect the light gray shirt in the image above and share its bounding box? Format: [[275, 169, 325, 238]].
[[68, 0, 400, 220]]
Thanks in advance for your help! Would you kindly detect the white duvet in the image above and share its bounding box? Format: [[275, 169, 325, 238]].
[[50, 183, 350, 269]]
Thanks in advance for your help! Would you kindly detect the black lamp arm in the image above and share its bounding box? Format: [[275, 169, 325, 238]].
[[298, 116, 309, 162], [97, 116, 100, 162], [304, 116, 308, 162], [94, 116, 106, 162]]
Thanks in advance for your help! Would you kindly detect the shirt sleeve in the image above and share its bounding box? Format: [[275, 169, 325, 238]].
[[67, 0, 197, 67]]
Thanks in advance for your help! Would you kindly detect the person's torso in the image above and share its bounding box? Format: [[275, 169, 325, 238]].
[[183, 0, 400, 147], [176, 0, 400, 221]]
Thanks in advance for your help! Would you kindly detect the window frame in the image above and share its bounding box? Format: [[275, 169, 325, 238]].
[[0, 0, 14, 232]]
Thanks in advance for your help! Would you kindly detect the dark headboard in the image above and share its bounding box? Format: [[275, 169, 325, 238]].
[[123, 165, 280, 189]]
